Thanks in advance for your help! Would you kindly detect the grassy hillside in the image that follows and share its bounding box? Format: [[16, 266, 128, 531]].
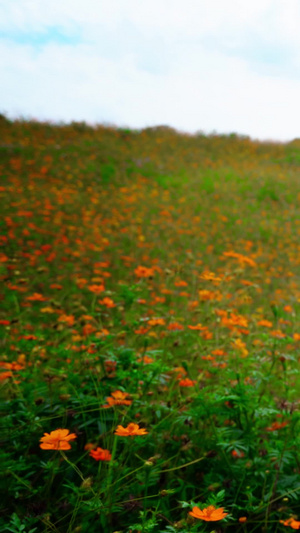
[[1, 117, 300, 532]]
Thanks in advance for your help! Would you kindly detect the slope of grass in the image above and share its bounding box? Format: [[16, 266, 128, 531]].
[[1, 118, 300, 533]]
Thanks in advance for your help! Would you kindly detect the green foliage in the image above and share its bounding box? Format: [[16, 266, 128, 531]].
[[100, 162, 116, 183]]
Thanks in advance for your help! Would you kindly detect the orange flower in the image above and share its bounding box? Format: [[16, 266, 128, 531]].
[[1, 361, 24, 371], [89, 447, 112, 461], [82, 324, 96, 336], [200, 271, 222, 283], [280, 518, 300, 529], [137, 355, 154, 364], [94, 261, 110, 268], [188, 323, 204, 331], [211, 349, 226, 356], [200, 327, 213, 340], [114, 422, 148, 436], [26, 293, 48, 301], [239, 517, 247, 523], [134, 326, 150, 335], [222, 251, 256, 268], [134, 265, 154, 278], [266, 421, 288, 431], [58, 314, 75, 326], [95, 328, 110, 337], [102, 390, 132, 408], [148, 318, 165, 327], [179, 378, 196, 387], [76, 277, 87, 288], [167, 322, 184, 331], [104, 360, 117, 375], [88, 284, 105, 294], [232, 338, 249, 358], [223, 312, 248, 330], [257, 319, 273, 328], [270, 329, 286, 339], [174, 280, 188, 287], [198, 289, 221, 301], [231, 449, 245, 458], [188, 300, 199, 309], [173, 366, 187, 377], [98, 297, 115, 308], [84, 442, 95, 451], [81, 315, 94, 321], [0, 371, 13, 381], [202, 355, 215, 361], [189, 505, 228, 522], [40, 429, 77, 450]]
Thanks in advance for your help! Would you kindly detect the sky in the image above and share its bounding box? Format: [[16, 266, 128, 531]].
[[1, 0, 300, 141]]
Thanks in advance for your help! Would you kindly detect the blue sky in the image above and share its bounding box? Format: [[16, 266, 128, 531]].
[[0, 26, 81, 47], [1, 0, 300, 140]]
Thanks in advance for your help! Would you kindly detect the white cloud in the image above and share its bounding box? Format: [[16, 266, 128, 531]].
[[1, 0, 300, 140]]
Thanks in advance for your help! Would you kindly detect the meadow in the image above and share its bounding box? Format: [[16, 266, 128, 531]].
[[1, 115, 300, 532]]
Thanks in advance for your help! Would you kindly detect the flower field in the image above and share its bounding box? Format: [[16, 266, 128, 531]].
[[1, 116, 300, 532]]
